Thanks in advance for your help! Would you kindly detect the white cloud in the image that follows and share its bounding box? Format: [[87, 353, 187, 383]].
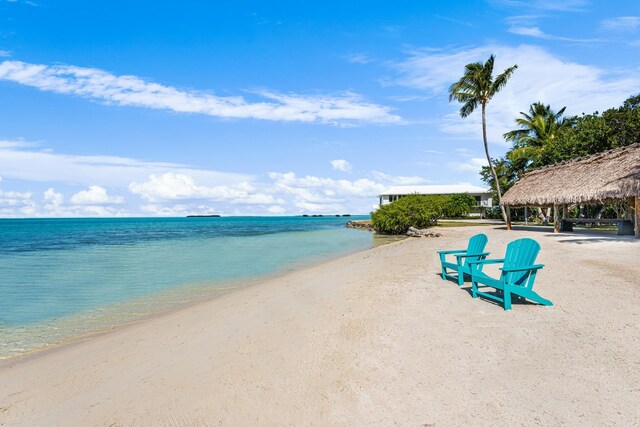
[[70, 185, 124, 205], [73, 205, 123, 217], [140, 203, 220, 217], [450, 157, 488, 172], [507, 26, 602, 43], [0, 60, 401, 125], [269, 172, 386, 201], [2, 0, 39, 6], [266, 205, 286, 214], [293, 201, 345, 213], [265, 170, 429, 214], [129, 172, 278, 205], [0, 177, 34, 216], [41, 187, 127, 217], [344, 53, 371, 64], [600, 16, 640, 33], [393, 44, 640, 145], [0, 142, 435, 216], [330, 159, 353, 172], [0, 140, 251, 188], [43, 187, 63, 207], [508, 26, 546, 37], [0, 184, 33, 215], [370, 171, 429, 185]]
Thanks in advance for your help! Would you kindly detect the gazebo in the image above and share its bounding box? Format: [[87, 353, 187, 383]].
[[501, 143, 640, 238]]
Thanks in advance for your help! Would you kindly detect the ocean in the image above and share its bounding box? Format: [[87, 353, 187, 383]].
[[0, 216, 373, 359]]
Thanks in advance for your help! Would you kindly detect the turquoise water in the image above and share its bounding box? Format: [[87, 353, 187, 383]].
[[0, 216, 372, 359]]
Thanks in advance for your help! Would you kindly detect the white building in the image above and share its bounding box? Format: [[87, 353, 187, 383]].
[[378, 184, 493, 211]]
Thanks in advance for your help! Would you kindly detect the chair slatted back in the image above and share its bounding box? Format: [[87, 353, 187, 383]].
[[501, 238, 540, 287], [463, 233, 488, 267]]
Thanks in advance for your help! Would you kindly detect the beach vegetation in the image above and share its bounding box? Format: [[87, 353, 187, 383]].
[[371, 193, 478, 234], [484, 94, 640, 193], [503, 102, 575, 169], [371, 194, 440, 234], [481, 93, 640, 223], [443, 193, 476, 217], [448, 54, 518, 227]]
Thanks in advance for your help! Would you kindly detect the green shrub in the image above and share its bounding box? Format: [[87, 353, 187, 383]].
[[371, 195, 440, 234], [442, 193, 476, 217]]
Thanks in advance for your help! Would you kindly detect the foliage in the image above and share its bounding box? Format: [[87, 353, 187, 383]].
[[371, 195, 441, 234], [482, 94, 640, 220], [483, 94, 640, 190], [371, 193, 480, 234], [448, 55, 518, 119], [480, 157, 522, 202], [448, 54, 518, 225], [553, 94, 640, 159], [503, 102, 575, 168], [482, 206, 503, 219], [443, 193, 476, 217]]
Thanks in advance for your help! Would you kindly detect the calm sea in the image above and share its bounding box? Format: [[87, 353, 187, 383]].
[[0, 216, 373, 359]]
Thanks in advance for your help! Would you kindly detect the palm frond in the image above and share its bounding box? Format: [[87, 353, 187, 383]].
[[490, 64, 518, 97], [460, 99, 478, 118]]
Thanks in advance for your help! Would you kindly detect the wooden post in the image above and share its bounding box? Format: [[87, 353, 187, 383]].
[[553, 203, 560, 233], [505, 204, 512, 230], [524, 206, 528, 226], [635, 195, 640, 239]]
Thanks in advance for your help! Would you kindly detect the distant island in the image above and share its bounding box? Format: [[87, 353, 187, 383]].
[[186, 215, 221, 218], [301, 214, 351, 217]]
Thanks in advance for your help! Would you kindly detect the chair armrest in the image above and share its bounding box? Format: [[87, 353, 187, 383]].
[[500, 264, 544, 273], [455, 252, 490, 259], [468, 258, 505, 266], [436, 249, 466, 255]]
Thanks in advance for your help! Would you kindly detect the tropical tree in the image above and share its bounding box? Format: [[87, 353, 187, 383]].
[[371, 195, 440, 234], [448, 55, 518, 227], [503, 102, 574, 168], [556, 93, 640, 158], [443, 193, 476, 217]]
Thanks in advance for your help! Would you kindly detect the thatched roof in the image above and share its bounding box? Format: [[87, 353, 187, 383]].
[[501, 143, 640, 207]]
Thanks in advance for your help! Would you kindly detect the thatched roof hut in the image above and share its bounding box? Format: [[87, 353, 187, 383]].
[[501, 143, 640, 207]]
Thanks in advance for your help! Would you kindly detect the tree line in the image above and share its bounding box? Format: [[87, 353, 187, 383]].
[[448, 54, 639, 223], [481, 94, 639, 222]]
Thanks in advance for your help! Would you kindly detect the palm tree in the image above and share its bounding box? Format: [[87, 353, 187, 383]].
[[504, 102, 574, 168], [449, 55, 518, 227]]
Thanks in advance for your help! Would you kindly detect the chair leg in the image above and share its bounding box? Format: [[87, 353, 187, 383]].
[[504, 288, 512, 310], [439, 254, 447, 280], [471, 280, 478, 298], [457, 268, 464, 286]]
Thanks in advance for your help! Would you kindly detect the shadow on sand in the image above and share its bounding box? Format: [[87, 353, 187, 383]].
[[435, 273, 542, 308], [488, 225, 638, 245]]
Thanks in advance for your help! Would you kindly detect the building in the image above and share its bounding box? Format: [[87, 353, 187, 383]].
[[378, 184, 493, 213]]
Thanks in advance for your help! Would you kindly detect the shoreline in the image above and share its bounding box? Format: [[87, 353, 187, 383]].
[[0, 230, 388, 364], [1, 225, 638, 425]]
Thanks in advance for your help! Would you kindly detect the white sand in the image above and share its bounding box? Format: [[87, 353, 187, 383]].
[[1, 226, 639, 426]]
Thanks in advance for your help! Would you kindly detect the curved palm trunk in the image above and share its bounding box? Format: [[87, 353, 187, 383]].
[[482, 103, 511, 228]]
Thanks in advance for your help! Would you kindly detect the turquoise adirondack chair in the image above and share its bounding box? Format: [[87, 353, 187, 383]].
[[437, 234, 489, 286], [468, 238, 552, 311]]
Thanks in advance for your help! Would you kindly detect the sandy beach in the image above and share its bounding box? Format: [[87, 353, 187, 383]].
[[1, 225, 639, 426]]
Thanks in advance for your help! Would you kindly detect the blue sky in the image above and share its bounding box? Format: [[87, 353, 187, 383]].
[[0, 0, 638, 217]]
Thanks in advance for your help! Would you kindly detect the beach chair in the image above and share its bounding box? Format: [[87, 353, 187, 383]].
[[437, 233, 489, 286], [468, 238, 552, 311]]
